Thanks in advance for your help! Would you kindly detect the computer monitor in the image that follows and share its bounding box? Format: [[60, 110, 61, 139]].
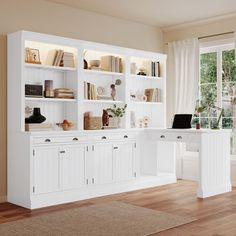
[[172, 114, 192, 129]]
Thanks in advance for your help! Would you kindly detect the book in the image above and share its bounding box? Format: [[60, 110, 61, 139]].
[[25, 123, 53, 131]]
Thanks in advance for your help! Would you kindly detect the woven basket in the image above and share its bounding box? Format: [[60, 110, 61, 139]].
[[84, 116, 102, 130]]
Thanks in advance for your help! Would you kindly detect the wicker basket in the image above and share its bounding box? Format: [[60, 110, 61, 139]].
[[84, 116, 102, 130]]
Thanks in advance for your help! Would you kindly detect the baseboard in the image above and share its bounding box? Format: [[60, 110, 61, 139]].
[[0, 195, 7, 203]]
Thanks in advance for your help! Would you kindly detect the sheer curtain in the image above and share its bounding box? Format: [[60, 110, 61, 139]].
[[167, 38, 199, 179], [167, 38, 199, 125]]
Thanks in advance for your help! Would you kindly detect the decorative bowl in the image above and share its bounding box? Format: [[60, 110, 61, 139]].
[[59, 122, 75, 131], [89, 60, 100, 67]]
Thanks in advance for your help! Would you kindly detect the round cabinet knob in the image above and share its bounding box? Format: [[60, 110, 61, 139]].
[[124, 135, 128, 139], [101, 136, 107, 140], [160, 135, 165, 139], [177, 136, 182, 140]]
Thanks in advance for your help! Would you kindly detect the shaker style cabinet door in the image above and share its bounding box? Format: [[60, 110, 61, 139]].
[[60, 145, 87, 190], [113, 142, 135, 182], [91, 143, 113, 185], [33, 146, 60, 194]]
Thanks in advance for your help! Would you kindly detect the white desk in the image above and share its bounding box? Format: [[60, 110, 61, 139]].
[[147, 128, 232, 198]]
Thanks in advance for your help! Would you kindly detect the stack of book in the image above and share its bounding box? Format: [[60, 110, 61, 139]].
[[84, 82, 97, 100], [142, 61, 160, 77], [144, 88, 161, 102], [52, 50, 75, 68], [25, 123, 53, 131], [100, 55, 122, 73], [54, 88, 74, 99]]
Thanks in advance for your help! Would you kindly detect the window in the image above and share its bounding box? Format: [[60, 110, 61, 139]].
[[193, 41, 236, 131]]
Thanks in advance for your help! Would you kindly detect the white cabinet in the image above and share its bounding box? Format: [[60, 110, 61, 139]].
[[33, 144, 88, 194], [33, 146, 60, 194], [60, 145, 87, 190], [113, 142, 136, 182], [91, 143, 113, 185]]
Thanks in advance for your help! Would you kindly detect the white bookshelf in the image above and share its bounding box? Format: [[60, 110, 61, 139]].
[[8, 31, 166, 132]]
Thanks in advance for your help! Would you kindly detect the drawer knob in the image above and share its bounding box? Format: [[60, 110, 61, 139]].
[[160, 135, 165, 139], [124, 135, 128, 138], [73, 137, 78, 141], [60, 150, 66, 154], [114, 147, 118, 149], [45, 139, 51, 142], [101, 136, 107, 140], [177, 136, 182, 139]]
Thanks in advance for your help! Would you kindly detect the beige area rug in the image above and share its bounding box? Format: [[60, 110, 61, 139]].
[[0, 201, 195, 236]]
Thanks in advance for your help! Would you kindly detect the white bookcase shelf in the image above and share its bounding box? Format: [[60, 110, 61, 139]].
[[130, 101, 163, 105], [25, 63, 77, 71], [25, 97, 77, 102], [130, 74, 162, 80], [83, 100, 124, 104], [83, 69, 124, 76]]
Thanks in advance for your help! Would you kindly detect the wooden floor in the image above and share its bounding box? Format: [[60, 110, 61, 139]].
[[0, 180, 236, 235]]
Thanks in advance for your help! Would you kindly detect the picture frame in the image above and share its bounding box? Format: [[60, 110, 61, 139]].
[[25, 47, 41, 64]]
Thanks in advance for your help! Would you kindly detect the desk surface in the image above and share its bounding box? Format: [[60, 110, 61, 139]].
[[148, 128, 232, 134]]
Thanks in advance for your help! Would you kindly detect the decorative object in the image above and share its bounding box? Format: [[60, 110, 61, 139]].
[[107, 104, 127, 128], [0, 202, 195, 236], [44, 80, 54, 98], [130, 111, 136, 128], [143, 116, 150, 128], [89, 60, 100, 67], [196, 123, 201, 129], [25, 106, 33, 118], [137, 67, 147, 76], [102, 109, 109, 127], [130, 62, 137, 74], [97, 86, 105, 96], [83, 50, 88, 69], [25, 107, 46, 124], [25, 123, 53, 132], [139, 118, 144, 128], [58, 119, 74, 131], [25, 84, 43, 97], [110, 84, 116, 100], [25, 48, 41, 64], [84, 113, 102, 130]]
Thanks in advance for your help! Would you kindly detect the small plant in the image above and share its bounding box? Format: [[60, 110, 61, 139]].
[[107, 104, 127, 117]]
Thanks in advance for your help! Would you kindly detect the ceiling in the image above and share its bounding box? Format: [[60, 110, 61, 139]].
[[46, 0, 236, 29]]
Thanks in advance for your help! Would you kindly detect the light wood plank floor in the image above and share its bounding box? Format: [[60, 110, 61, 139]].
[[0, 180, 236, 235]]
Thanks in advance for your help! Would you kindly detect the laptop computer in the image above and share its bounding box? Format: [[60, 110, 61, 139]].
[[171, 114, 192, 129]]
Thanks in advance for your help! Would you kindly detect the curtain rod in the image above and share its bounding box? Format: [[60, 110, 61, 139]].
[[165, 31, 234, 45]]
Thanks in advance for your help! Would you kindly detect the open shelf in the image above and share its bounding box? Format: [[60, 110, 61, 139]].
[[25, 97, 77, 102], [130, 101, 163, 105], [25, 63, 77, 72], [83, 69, 124, 76], [83, 99, 124, 104], [130, 74, 162, 80]]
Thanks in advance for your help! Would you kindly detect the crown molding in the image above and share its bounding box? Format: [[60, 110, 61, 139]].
[[161, 12, 236, 32]]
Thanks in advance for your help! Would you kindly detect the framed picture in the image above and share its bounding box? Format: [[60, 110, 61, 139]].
[[25, 47, 41, 64]]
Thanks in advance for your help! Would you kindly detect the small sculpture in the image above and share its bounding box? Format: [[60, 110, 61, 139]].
[[102, 109, 109, 126], [110, 84, 116, 100]]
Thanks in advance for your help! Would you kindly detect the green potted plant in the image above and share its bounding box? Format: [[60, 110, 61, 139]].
[[107, 104, 127, 128]]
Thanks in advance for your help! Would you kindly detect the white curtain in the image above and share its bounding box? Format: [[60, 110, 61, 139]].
[[167, 38, 199, 123]]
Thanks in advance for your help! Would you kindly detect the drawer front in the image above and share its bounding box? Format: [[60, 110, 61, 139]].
[[156, 132, 200, 144], [33, 136, 88, 145], [92, 133, 137, 141]]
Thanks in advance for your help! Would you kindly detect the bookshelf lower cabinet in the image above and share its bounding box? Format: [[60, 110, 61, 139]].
[[33, 144, 88, 195], [33, 146, 60, 195]]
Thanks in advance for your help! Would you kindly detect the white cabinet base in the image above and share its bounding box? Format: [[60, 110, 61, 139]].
[[8, 174, 176, 209]]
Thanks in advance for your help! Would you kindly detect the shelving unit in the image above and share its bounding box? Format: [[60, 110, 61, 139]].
[[7, 31, 175, 210]]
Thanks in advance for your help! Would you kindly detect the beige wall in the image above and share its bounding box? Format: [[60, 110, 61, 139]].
[[163, 16, 236, 125], [0, 0, 163, 200]]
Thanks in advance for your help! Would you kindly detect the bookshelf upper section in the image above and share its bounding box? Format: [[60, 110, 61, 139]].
[[8, 30, 167, 132]]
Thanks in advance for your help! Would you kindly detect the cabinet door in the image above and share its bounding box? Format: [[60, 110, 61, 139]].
[[113, 142, 135, 182], [60, 145, 87, 190], [33, 146, 59, 194], [92, 143, 113, 185]]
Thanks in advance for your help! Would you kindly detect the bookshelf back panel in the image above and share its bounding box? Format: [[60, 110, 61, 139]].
[[25, 101, 78, 127], [25, 41, 78, 66], [24, 68, 78, 99]]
